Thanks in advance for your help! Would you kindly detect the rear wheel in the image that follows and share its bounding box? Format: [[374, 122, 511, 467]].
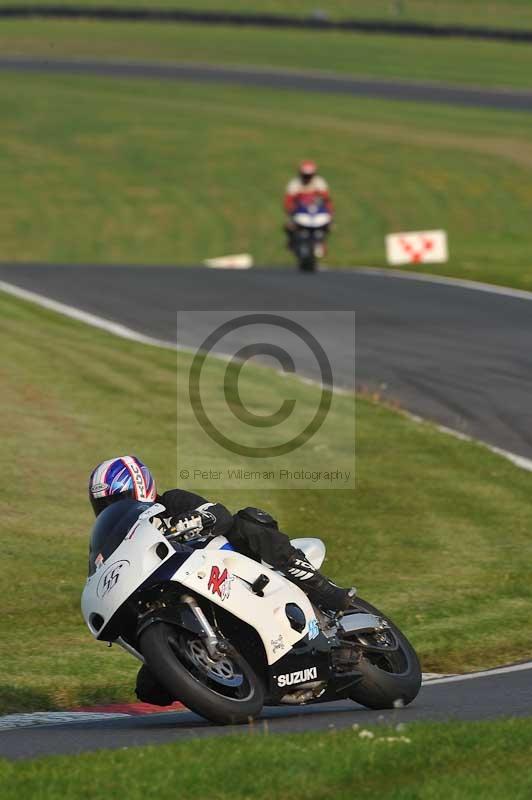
[[140, 622, 264, 724], [344, 598, 421, 709]]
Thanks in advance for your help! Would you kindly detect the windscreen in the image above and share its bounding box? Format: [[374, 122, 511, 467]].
[[88, 499, 153, 576]]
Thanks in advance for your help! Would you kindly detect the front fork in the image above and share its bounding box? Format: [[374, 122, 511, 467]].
[[180, 594, 221, 657]]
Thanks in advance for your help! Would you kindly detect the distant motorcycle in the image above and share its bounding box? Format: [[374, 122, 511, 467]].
[[82, 500, 421, 725], [289, 199, 332, 272]]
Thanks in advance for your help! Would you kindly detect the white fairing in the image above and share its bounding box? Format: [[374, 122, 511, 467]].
[[81, 506, 174, 637], [293, 211, 332, 228], [82, 508, 325, 666]]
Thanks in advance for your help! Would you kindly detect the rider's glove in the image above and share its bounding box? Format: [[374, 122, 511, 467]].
[[165, 508, 216, 541]]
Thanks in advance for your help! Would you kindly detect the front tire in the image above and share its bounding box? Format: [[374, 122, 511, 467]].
[[140, 622, 264, 725], [299, 255, 316, 272], [294, 235, 316, 272], [345, 598, 421, 709]]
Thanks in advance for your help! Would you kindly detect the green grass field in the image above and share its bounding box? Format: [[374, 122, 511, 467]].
[[4, 19, 532, 89], [2, 719, 532, 799], [2, 70, 532, 288], [2, 289, 532, 713], [3, 0, 532, 29]]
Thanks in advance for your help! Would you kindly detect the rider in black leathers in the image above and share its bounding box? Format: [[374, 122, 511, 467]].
[[89, 456, 354, 705]]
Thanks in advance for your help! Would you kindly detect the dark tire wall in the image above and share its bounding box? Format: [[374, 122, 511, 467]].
[[139, 622, 265, 724], [347, 597, 422, 709]]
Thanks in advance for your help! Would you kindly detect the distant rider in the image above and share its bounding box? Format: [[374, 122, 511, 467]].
[[88, 455, 355, 705], [284, 160, 333, 254]]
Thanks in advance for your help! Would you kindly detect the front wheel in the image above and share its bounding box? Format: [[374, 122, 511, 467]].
[[139, 622, 264, 725], [298, 255, 316, 272], [294, 236, 316, 272], [344, 598, 422, 709]]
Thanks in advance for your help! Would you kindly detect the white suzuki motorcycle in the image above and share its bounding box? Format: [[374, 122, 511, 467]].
[[82, 500, 421, 725]]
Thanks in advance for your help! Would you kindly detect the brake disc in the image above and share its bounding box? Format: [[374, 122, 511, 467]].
[[185, 638, 243, 687]]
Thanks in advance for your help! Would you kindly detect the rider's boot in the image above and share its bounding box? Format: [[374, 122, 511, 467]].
[[135, 664, 174, 706], [283, 552, 356, 612]]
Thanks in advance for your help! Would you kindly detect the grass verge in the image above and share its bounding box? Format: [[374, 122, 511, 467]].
[[2, 290, 532, 713], [4, 19, 532, 89], [2, 719, 532, 797], [4, 0, 532, 30], [2, 71, 532, 288]]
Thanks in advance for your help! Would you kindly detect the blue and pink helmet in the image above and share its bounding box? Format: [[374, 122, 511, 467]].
[[89, 455, 157, 517]]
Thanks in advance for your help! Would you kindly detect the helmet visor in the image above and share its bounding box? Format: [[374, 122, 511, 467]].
[[90, 489, 135, 517]]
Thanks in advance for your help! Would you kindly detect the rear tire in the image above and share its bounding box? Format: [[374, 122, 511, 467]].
[[345, 598, 421, 709], [140, 622, 264, 725]]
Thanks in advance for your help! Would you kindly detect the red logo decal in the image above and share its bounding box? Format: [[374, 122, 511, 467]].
[[208, 566, 233, 600]]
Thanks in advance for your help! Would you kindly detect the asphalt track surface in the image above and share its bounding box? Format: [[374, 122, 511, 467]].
[[1, 668, 532, 760], [2, 56, 532, 112], [2, 263, 532, 459]]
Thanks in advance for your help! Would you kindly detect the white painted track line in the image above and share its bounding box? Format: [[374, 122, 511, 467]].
[[356, 267, 532, 302], [0, 279, 175, 350], [422, 660, 532, 687], [0, 711, 130, 732]]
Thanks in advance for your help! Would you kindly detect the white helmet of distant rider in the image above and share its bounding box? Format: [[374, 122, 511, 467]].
[[299, 159, 318, 184]]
